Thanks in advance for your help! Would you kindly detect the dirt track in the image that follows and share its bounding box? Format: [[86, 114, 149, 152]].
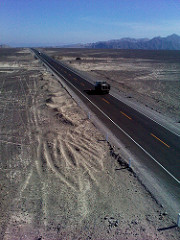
[[0, 49, 180, 239]]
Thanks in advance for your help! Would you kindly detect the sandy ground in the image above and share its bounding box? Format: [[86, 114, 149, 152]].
[[44, 48, 180, 123], [0, 49, 180, 239]]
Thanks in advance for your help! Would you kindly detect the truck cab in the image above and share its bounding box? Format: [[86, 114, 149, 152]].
[[95, 81, 110, 94]]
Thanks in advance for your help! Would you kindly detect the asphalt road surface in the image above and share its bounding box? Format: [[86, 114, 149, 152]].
[[32, 48, 180, 181], [31, 48, 180, 217]]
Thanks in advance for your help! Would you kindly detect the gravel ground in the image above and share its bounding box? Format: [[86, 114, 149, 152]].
[[43, 48, 180, 123], [0, 48, 180, 239]]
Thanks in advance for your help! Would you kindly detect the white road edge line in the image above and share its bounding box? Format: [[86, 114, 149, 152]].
[[35, 51, 180, 185], [110, 93, 180, 137], [51, 55, 180, 138], [45, 54, 180, 138]]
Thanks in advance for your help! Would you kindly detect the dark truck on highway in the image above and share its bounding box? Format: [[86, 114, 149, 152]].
[[95, 81, 110, 94]]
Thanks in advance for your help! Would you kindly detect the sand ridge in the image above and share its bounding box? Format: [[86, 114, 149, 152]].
[[0, 49, 180, 239]]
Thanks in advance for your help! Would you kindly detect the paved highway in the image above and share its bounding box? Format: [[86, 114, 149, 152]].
[[32, 49, 180, 186]]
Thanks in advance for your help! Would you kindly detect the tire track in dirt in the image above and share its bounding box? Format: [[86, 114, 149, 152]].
[[43, 141, 78, 191], [41, 87, 108, 212], [0, 59, 43, 238], [0, 86, 14, 123], [18, 76, 27, 99], [59, 139, 78, 169], [13, 75, 49, 231], [27, 73, 107, 206], [3, 54, 109, 237], [19, 168, 33, 198], [30, 80, 46, 179], [1, 64, 108, 232], [0, 76, 6, 93], [77, 174, 90, 219], [68, 127, 105, 171]]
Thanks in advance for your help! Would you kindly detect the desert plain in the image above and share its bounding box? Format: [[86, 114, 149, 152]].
[[0, 48, 180, 239], [45, 48, 180, 122]]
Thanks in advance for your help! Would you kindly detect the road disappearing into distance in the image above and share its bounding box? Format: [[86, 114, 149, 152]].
[[32, 49, 180, 184], [31, 48, 180, 219]]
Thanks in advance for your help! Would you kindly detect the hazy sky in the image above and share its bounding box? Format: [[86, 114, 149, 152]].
[[1, 0, 180, 47]]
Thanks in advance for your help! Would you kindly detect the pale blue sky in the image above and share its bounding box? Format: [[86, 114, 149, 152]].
[[0, 0, 180, 47]]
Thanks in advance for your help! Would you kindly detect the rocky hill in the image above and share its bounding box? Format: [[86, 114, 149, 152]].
[[62, 34, 180, 50], [86, 34, 180, 50]]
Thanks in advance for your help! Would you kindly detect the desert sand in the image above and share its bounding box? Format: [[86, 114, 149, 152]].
[[0, 48, 180, 239], [44, 48, 180, 124]]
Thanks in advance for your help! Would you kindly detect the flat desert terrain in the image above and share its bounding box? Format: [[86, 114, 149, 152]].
[[44, 48, 180, 123], [0, 48, 180, 239]]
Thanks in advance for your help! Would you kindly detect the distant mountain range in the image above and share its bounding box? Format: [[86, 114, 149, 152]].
[[63, 34, 180, 50], [1, 34, 180, 50]]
